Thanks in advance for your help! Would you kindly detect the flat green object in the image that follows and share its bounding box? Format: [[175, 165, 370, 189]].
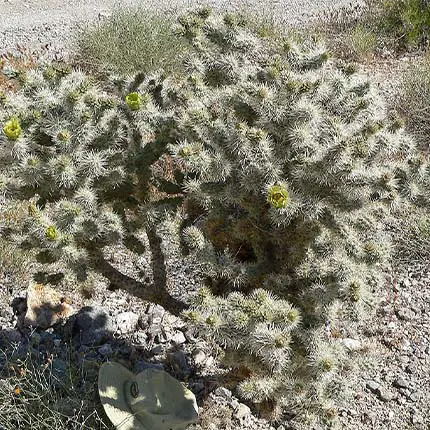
[[98, 362, 199, 430]]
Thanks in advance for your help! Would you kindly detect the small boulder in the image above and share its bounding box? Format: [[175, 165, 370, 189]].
[[116, 311, 139, 334], [23, 283, 76, 329], [71, 306, 116, 346], [234, 403, 251, 419]]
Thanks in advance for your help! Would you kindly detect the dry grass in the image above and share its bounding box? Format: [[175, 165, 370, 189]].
[[74, 7, 190, 76], [0, 341, 112, 430], [394, 53, 430, 148]]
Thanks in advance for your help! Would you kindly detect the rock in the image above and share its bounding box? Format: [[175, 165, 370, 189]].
[[0, 328, 22, 344], [171, 331, 186, 345], [406, 363, 417, 374], [398, 354, 410, 365], [366, 380, 380, 393], [376, 387, 395, 402], [341, 338, 362, 352], [23, 283, 76, 329], [189, 381, 205, 396], [151, 345, 164, 355], [192, 349, 206, 366], [98, 344, 113, 356], [230, 399, 239, 410], [72, 306, 115, 346], [168, 351, 190, 376], [134, 360, 164, 373], [205, 356, 215, 367], [81, 359, 100, 372], [55, 397, 80, 417], [234, 403, 251, 419], [116, 311, 139, 334], [400, 278, 411, 288], [40, 331, 55, 344], [214, 387, 232, 399], [146, 304, 165, 325], [51, 358, 67, 378], [11, 297, 27, 316], [98, 11, 112, 20], [393, 377, 409, 389], [396, 308, 415, 321], [411, 412, 424, 424]]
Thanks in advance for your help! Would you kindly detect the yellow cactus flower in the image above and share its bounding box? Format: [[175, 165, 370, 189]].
[[179, 145, 194, 157], [125, 92, 147, 111], [45, 226, 58, 241], [3, 117, 22, 140], [267, 184, 289, 208]]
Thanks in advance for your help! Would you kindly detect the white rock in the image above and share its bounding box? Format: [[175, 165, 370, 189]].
[[116, 311, 139, 334], [172, 331, 186, 345], [234, 403, 251, 419], [341, 338, 362, 351]]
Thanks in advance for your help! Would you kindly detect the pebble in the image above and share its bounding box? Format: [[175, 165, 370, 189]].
[[192, 348, 206, 366], [366, 380, 380, 393], [234, 403, 251, 419], [214, 387, 232, 399], [341, 338, 362, 351], [134, 360, 164, 372], [116, 311, 139, 334], [393, 377, 409, 389], [168, 351, 190, 376], [376, 387, 396, 402], [98, 344, 113, 356], [171, 331, 186, 345]]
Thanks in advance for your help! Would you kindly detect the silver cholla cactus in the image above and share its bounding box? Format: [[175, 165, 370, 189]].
[[169, 9, 430, 428], [0, 64, 182, 282]]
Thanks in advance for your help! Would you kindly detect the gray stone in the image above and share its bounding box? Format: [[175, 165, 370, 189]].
[[214, 387, 232, 399], [398, 355, 410, 364], [73, 306, 115, 346], [393, 377, 409, 389], [150, 345, 164, 355], [168, 351, 190, 375], [341, 338, 362, 351], [116, 311, 139, 334], [52, 358, 67, 378], [377, 387, 395, 402], [396, 308, 415, 321], [366, 380, 380, 393], [230, 399, 239, 410], [98, 344, 113, 356], [411, 412, 424, 424], [409, 392, 420, 402], [171, 331, 186, 345], [234, 403, 251, 419], [189, 381, 205, 395], [55, 397, 80, 417], [146, 304, 165, 325], [192, 349, 206, 366], [134, 360, 164, 373], [406, 363, 417, 374], [1, 329, 22, 343]]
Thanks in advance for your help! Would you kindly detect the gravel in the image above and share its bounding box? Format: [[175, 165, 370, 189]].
[[0, 0, 362, 53]]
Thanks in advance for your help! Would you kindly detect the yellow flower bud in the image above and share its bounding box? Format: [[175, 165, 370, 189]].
[[3, 117, 22, 140], [267, 184, 289, 209]]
